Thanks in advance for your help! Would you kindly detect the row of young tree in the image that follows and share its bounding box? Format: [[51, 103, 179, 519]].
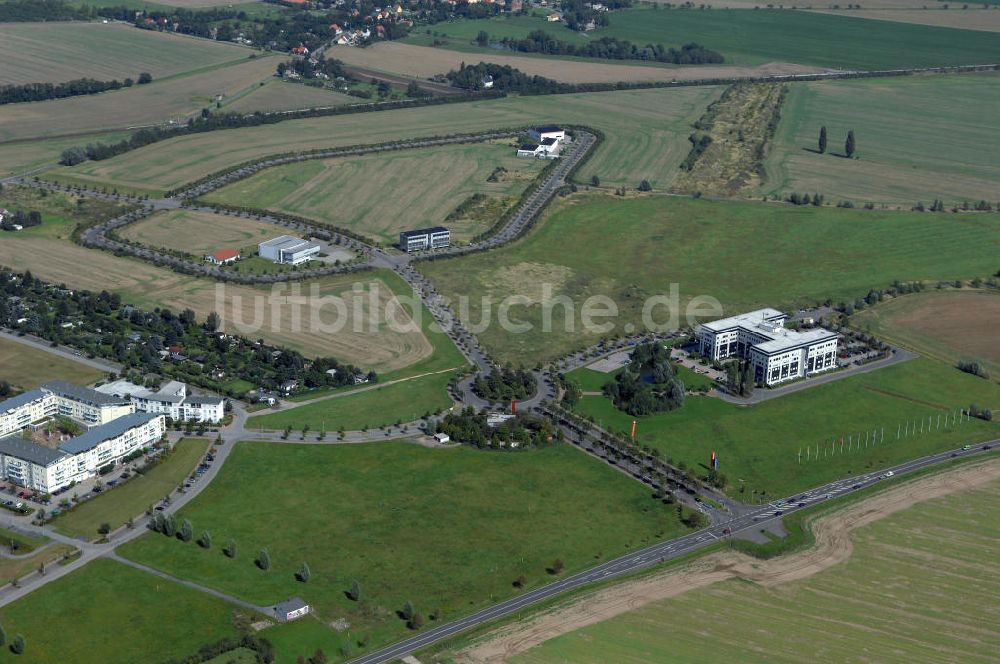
[[0, 74, 151, 106], [818, 126, 856, 158], [484, 30, 724, 65]]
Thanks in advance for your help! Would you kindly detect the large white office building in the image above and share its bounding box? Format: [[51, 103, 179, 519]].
[[95, 380, 225, 423], [259, 235, 322, 265], [0, 383, 166, 493], [698, 308, 839, 386]]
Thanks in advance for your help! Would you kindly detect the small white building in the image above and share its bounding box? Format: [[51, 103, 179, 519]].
[[259, 236, 322, 265], [698, 308, 839, 387], [273, 597, 311, 621], [482, 74, 494, 89], [433, 432, 450, 444], [529, 125, 565, 142]]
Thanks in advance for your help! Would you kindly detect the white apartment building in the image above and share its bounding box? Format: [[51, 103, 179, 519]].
[[399, 227, 451, 253], [0, 412, 165, 493], [698, 308, 839, 386], [96, 380, 225, 423], [0, 381, 133, 438]]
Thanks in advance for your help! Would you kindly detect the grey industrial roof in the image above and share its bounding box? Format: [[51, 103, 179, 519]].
[[58, 412, 160, 455], [0, 389, 48, 414], [259, 236, 318, 254], [186, 395, 224, 406], [42, 380, 129, 407], [0, 435, 68, 467], [753, 328, 838, 355]]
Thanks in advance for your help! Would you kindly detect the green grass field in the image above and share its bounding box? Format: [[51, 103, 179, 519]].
[[203, 141, 546, 245], [573, 358, 1000, 498], [0, 337, 105, 391], [851, 289, 1000, 377], [412, 7, 1000, 70], [0, 559, 239, 664], [51, 438, 210, 540], [245, 371, 456, 432], [48, 86, 718, 195], [419, 193, 1000, 364], [0, 22, 251, 86], [764, 73, 1000, 205], [513, 475, 1000, 663], [119, 441, 689, 659]]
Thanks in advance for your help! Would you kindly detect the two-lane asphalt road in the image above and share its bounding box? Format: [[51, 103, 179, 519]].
[[349, 439, 998, 664]]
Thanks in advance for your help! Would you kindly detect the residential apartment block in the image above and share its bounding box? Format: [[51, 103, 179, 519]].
[[95, 380, 225, 423], [0, 382, 166, 493], [698, 308, 839, 386]]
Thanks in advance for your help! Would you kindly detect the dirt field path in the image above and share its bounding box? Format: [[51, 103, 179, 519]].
[[457, 458, 1000, 663]]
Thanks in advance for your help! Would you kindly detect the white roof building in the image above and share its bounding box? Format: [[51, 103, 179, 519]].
[[258, 236, 322, 265], [96, 380, 225, 423]]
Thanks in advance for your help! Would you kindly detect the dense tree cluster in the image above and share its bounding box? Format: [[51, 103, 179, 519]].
[[161, 635, 275, 664], [0, 269, 371, 398], [472, 366, 537, 401], [446, 62, 575, 94], [956, 361, 989, 379], [0, 210, 42, 231], [725, 359, 753, 397], [602, 343, 685, 416], [0, 76, 149, 106], [491, 30, 723, 65], [436, 407, 559, 449], [558, 0, 631, 31]]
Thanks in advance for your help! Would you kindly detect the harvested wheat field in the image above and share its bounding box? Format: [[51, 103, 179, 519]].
[[332, 42, 825, 84], [223, 79, 356, 113], [851, 290, 1000, 377], [0, 56, 280, 143], [0, 235, 430, 370], [118, 209, 286, 256], [818, 8, 1000, 33], [0, 22, 250, 86], [456, 458, 1000, 663]]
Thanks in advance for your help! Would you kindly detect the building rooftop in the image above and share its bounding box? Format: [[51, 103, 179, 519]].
[[535, 124, 563, 133], [519, 143, 540, 151], [753, 327, 838, 354], [41, 380, 130, 407], [400, 226, 449, 240], [0, 435, 68, 467], [273, 597, 309, 615], [259, 235, 318, 254], [212, 248, 240, 261], [699, 308, 786, 333], [0, 389, 48, 414], [540, 137, 558, 146], [59, 412, 160, 455]]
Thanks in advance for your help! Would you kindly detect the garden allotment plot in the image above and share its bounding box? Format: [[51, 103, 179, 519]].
[[203, 141, 547, 245]]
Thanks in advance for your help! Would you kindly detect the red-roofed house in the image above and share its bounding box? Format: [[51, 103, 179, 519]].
[[205, 249, 241, 265], [291, 45, 309, 55]]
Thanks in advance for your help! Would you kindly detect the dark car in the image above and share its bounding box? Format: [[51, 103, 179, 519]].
[[984, 444, 992, 451], [852, 483, 862, 490], [154, 505, 165, 511], [774, 510, 783, 516], [797, 501, 806, 507], [722, 527, 731, 535]]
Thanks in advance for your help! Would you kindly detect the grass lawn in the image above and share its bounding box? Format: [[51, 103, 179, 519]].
[[0, 337, 105, 391], [48, 85, 717, 194], [413, 7, 1000, 70], [203, 141, 546, 245], [245, 371, 455, 432], [763, 72, 1000, 205], [419, 193, 1000, 364], [573, 358, 1000, 498], [51, 438, 210, 540], [0, 541, 77, 587], [512, 477, 1000, 663], [0, 558, 240, 664], [566, 363, 713, 393], [119, 441, 689, 660], [851, 289, 1000, 378]]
